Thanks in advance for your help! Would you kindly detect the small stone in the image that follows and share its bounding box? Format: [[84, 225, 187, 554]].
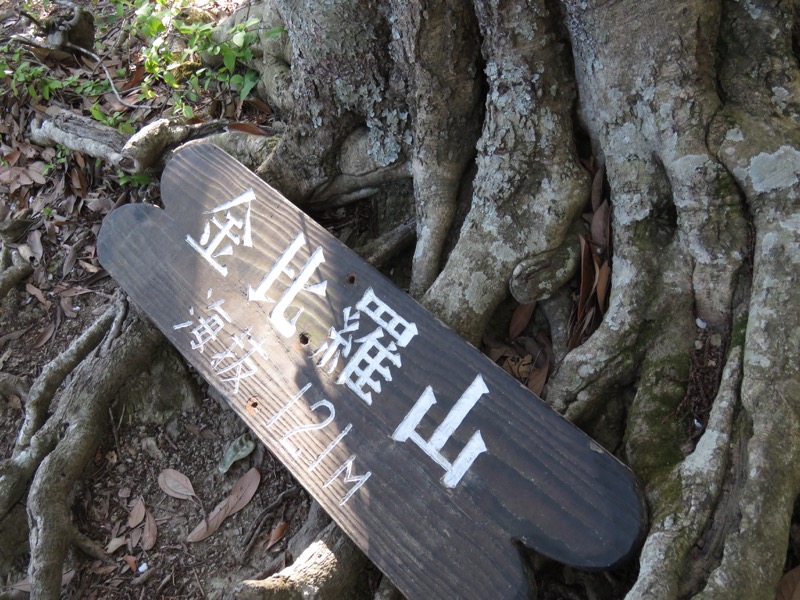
[[695, 340, 703, 350], [696, 317, 707, 329], [709, 334, 722, 347], [141, 436, 163, 461]]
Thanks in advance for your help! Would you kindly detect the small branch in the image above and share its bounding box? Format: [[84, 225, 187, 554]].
[[354, 218, 415, 270], [63, 42, 145, 109], [242, 486, 300, 560], [70, 524, 115, 565]]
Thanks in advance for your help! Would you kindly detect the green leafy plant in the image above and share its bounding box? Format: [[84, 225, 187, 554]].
[[118, 170, 152, 187], [42, 145, 70, 176], [90, 103, 137, 134], [131, 0, 279, 109]]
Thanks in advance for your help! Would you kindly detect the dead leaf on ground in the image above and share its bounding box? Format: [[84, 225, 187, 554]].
[[265, 521, 288, 551], [130, 526, 142, 549], [591, 200, 610, 251], [526, 353, 550, 396], [509, 302, 536, 340], [226, 468, 261, 514], [187, 468, 261, 543], [60, 297, 79, 318], [596, 260, 612, 314], [0, 326, 32, 348], [142, 509, 157, 551], [105, 536, 127, 554], [25, 283, 51, 310], [27, 229, 43, 262], [158, 468, 198, 501], [227, 122, 270, 136], [122, 554, 137, 573], [776, 565, 800, 600], [32, 319, 56, 349], [128, 496, 145, 528], [591, 164, 605, 212], [186, 497, 230, 543]]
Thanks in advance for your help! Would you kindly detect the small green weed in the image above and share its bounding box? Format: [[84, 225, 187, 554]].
[[118, 170, 152, 187]]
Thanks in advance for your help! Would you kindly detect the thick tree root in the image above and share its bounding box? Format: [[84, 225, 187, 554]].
[[27, 306, 162, 599], [0, 249, 33, 300], [421, 0, 589, 342], [232, 519, 368, 600], [0, 297, 162, 600]]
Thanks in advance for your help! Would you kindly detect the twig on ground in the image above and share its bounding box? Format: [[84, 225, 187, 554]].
[[63, 42, 147, 110], [242, 486, 300, 559]]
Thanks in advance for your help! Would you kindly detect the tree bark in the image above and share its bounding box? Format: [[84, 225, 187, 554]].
[[230, 0, 800, 597]]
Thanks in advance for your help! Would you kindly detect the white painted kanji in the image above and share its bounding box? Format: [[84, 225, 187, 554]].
[[185, 189, 254, 276], [248, 233, 327, 337], [355, 288, 417, 347], [173, 291, 232, 353], [313, 307, 360, 373], [337, 328, 400, 405], [392, 375, 488, 488], [210, 326, 268, 394], [315, 287, 418, 405]]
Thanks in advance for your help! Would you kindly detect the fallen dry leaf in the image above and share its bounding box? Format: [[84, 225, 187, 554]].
[[60, 297, 78, 318], [25, 283, 51, 309], [32, 320, 56, 349], [591, 200, 610, 251], [122, 554, 137, 573], [591, 164, 605, 212], [158, 468, 197, 501], [128, 496, 145, 528], [27, 229, 43, 262], [526, 354, 550, 396], [186, 497, 230, 543], [509, 303, 536, 340], [130, 526, 142, 549], [265, 521, 288, 551], [776, 565, 800, 600], [187, 468, 261, 543], [226, 468, 261, 514], [105, 536, 127, 554], [142, 509, 157, 551], [227, 122, 270, 136]]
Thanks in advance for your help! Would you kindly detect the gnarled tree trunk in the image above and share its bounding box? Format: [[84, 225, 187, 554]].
[[214, 0, 800, 597]]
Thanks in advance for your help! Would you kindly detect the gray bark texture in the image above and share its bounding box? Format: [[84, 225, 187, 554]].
[[212, 0, 800, 597]]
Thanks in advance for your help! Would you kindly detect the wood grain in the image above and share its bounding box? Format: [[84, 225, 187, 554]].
[[97, 144, 645, 600]]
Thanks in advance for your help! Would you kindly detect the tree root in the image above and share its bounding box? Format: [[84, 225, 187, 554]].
[[353, 217, 415, 270], [0, 249, 33, 300], [29, 108, 129, 168], [13, 296, 121, 456], [0, 298, 162, 600], [27, 307, 162, 599], [232, 519, 368, 600], [28, 109, 230, 174], [421, 0, 589, 342], [627, 346, 742, 599]]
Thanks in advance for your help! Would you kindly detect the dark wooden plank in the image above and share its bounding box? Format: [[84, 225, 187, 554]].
[[97, 144, 645, 600]]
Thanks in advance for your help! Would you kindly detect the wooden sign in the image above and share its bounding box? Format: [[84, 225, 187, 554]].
[[97, 144, 645, 599]]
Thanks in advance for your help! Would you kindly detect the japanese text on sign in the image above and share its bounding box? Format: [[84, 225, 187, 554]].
[[180, 191, 491, 501]]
